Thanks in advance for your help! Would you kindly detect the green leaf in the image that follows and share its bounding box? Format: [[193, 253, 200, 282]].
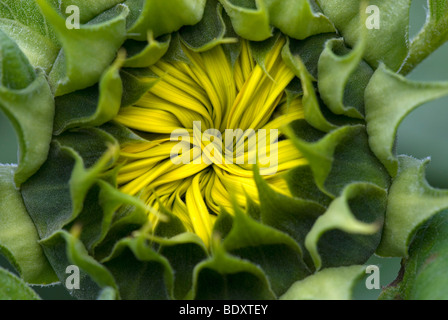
[[377, 156, 448, 258], [180, 0, 238, 52], [262, 0, 335, 40], [35, 0, 129, 96], [92, 203, 148, 262], [280, 265, 364, 300], [123, 33, 171, 68], [153, 206, 187, 239], [119, 68, 159, 108], [284, 165, 331, 205], [0, 30, 35, 90], [249, 32, 283, 76], [392, 210, 448, 299], [162, 32, 191, 64], [0, 267, 41, 300], [21, 128, 119, 240], [317, 0, 411, 71], [63, 230, 119, 293], [365, 65, 448, 177], [0, 165, 57, 285], [219, 0, 335, 41], [0, 30, 54, 186], [192, 243, 276, 299], [0, 0, 60, 72], [305, 182, 386, 270], [58, 131, 119, 225], [217, 0, 272, 41], [286, 122, 389, 197], [212, 208, 234, 239], [53, 53, 125, 135], [400, 0, 448, 75], [40, 230, 119, 299], [126, 0, 206, 41], [97, 286, 118, 300], [282, 33, 338, 80], [102, 236, 174, 300], [254, 168, 326, 269], [58, 0, 126, 23], [21, 144, 76, 240], [282, 42, 337, 132], [318, 37, 373, 118], [65, 178, 147, 255], [152, 233, 208, 300], [223, 205, 311, 296]]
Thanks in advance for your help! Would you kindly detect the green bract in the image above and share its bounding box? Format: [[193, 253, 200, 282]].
[[1, 0, 448, 300]]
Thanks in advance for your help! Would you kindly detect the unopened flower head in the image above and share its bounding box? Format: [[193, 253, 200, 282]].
[[114, 38, 306, 246]]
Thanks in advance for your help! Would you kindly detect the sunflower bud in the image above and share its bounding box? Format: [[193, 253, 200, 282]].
[[1, 0, 448, 301]]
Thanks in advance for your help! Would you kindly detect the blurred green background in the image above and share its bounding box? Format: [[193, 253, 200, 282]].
[[0, 1, 447, 300]]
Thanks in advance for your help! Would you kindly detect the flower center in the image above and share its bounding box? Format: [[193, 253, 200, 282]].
[[114, 38, 307, 246]]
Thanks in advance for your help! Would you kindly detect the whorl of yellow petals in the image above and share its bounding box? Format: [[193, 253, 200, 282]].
[[114, 38, 306, 246]]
